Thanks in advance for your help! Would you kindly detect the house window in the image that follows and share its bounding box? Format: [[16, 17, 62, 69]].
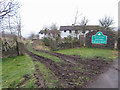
[[69, 30, 71, 33], [64, 30, 66, 32]]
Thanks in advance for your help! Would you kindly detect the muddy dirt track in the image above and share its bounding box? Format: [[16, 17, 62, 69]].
[[26, 48, 112, 88], [34, 65, 46, 88], [35, 49, 79, 64]]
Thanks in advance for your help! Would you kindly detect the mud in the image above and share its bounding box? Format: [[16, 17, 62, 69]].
[[34, 65, 46, 88], [35, 49, 80, 64], [27, 50, 111, 88]]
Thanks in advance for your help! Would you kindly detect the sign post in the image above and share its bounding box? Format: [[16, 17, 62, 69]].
[[92, 32, 107, 44]]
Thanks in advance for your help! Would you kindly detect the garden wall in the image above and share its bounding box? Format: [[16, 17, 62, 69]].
[[85, 30, 115, 49]]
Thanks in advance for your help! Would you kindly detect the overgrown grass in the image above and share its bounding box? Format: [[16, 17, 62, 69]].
[[34, 61, 59, 88], [55, 47, 117, 60], [27, 43, 63, 63], [2, 55, 35, 88]]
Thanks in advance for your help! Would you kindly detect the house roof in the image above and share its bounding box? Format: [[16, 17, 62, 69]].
[[60, 25, 101, 31], [39, 25, 101, 34], [39, 30, 45, 34]]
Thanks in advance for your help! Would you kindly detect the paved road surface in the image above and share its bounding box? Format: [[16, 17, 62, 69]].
[[87, 59, 119, 88]]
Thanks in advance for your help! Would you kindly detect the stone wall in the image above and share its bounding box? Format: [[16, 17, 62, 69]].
[[2, 42, 24, 58]]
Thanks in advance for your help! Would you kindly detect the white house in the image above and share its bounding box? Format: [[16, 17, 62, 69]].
[[39, 25, 101, 39]]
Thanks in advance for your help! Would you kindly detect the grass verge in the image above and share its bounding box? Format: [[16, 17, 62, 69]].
[[55, 47, 117, 60], [2, 55, 35, 88]]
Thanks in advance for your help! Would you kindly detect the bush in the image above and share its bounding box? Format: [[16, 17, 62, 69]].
[[42, 37, 50, 46], [64, 35, 72, 43]]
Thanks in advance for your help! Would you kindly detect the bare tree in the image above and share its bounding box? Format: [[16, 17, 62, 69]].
[[74, 10, 78, 25], [50, 24, 58, 30], [73, 10, 82, 25], [99, 16, 114, 31], [47, 24, 61, 50], [48, 24, 60, 39], [0, 0, 21, 35], [80, 17, 88, 47], [15, 13, 22, 39], [80, 17, 88, 36], [71, 10, 82, 44], [0, 0, 21, 19]]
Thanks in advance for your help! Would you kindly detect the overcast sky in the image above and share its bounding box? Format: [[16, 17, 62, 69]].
[[20, 0, 119, 37]]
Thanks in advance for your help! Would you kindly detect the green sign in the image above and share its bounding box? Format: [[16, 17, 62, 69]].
[[92, 32, 107, 44]]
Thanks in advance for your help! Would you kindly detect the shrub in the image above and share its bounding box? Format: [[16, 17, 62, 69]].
[[42, 37, 50, 46]]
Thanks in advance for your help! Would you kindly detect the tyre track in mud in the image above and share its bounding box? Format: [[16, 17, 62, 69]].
[[25, 43, 112, 87], [35, 49, 81, 65], [25, 44, 47, 88], [27, 51, 78, 87], [34, 65, 47, 88], [26, 50, 111, 88], [35, 49, 111, 72], [26, 43, 112, 87]]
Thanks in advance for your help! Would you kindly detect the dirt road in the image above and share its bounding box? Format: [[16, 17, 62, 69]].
[[26, 48, 113, 88]]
